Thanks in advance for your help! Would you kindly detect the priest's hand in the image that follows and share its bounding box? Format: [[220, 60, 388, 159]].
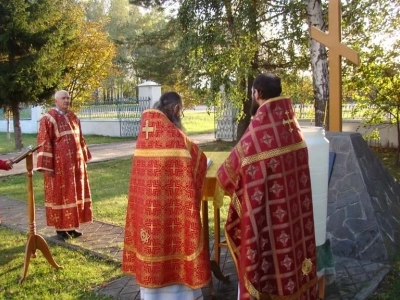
[[6, 160, 13, 170]]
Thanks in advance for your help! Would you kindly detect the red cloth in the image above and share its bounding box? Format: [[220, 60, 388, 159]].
[[217, 97, 318, 300], [0, 160, 10, 170], [36, 108, 92, 230], [122, 109, 211, 289]]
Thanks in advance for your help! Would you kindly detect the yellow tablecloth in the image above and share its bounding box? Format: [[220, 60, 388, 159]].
[[203, 152, 230, 208]]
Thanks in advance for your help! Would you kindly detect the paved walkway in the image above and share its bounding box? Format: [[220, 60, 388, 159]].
[[0, 133, 391, 299]]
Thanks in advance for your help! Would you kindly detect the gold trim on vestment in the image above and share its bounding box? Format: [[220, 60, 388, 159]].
[[134, 148, 192, 158], [241, 141, 307, 167], [37, 152, 53, 158], [244, 274, 318, 300], [116, 271, 211, 290], [302, 258, 313, 275], [260, 96, 290, 106], [46, 111, 80, 138], [231, 193, 242, 218], [225, 228, 240, 276], [44, 198, 91, 209], [124, 227, 205, 262], [46, 113, 61, 138]]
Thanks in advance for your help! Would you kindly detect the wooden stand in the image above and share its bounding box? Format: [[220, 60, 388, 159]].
[[19, 153, 62, 284], [201, 199, 229, 300]]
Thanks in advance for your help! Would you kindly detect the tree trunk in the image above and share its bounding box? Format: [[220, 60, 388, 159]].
[[305, 0, 329, 128], [236, 76, 253, 140], [395, 116, 400, 167], [6, 108, 10, 140], [11, 102, 24, 150], [235, 0, 258, 141]]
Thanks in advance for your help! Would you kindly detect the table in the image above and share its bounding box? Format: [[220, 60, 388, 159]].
[[202, 152, 230, 283]]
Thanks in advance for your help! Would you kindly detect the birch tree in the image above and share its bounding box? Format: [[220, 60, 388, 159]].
[[305, 0, 329, 127]]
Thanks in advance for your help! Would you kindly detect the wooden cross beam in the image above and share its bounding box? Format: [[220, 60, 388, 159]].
[[311, 0, 360, 132]]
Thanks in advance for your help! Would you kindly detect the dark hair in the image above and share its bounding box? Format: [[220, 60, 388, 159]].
[[252, 73, 282, 100], [154, 91, 183, 129], [154, 92, 182, 112]]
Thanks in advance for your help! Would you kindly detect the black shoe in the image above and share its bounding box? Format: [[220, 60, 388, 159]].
[[68, 230, 83, 238], [56, 230, 72, 240]]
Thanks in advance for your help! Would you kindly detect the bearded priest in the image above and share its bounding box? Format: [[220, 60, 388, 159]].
[[122, 91, 211, 300], [217, 73, 319, 300]]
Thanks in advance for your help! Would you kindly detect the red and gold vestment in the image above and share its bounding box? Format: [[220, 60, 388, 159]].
[[217, 97, 318, 300], [36, 108, 92, 230], [122, 109, 211, 289]]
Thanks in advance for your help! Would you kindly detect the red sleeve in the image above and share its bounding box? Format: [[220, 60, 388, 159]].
[[216, 144, 241, 196], [0, 160, 10, 170], [36, 115, 55, 172], [190, 140, 207, 202]]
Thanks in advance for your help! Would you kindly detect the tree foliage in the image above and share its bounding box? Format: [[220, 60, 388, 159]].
[[0, 0, 116, 149], [346, 42, 400, 164], [60, 16, 116, 108], [172, 0, 311, 139], [0, 0, 80, 149], [340, 0, 400, 166]]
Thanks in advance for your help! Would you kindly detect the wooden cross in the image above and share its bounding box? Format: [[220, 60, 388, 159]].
[[311, 0, 360, 132], [142, 119, 155, 139]]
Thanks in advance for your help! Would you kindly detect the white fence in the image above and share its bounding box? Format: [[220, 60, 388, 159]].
[[0, 106, 399, 148]]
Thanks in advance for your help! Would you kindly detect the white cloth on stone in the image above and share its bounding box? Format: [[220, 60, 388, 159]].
[[140, 284, 203, 300]]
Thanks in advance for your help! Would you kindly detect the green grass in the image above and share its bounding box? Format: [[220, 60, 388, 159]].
[[0, 133, 135, 155], [0, 159, 130, 227], [0, 227, 122, 300], [183, 111, 216, 135]]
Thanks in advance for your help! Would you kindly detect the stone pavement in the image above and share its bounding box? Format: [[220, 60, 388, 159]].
[[0, 133, 391, 299]]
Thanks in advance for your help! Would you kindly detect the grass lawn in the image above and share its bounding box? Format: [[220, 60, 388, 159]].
[[0, 133, 134, 155], [183, 111, 216, 135], [0, 227, 122, 300]]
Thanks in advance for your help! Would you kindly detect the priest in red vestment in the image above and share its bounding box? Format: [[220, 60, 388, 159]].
[[123, 92, 211, 299], [36, 90, 92, 240], [217, 73, 319, 300]]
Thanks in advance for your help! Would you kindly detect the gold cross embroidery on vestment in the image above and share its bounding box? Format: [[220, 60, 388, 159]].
[[282, 110, 295, 133], [142, 119, 155, 139]]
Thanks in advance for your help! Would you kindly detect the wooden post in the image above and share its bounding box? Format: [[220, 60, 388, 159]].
[[311, 0, 360, 132], [19, 153, 62, 284]]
